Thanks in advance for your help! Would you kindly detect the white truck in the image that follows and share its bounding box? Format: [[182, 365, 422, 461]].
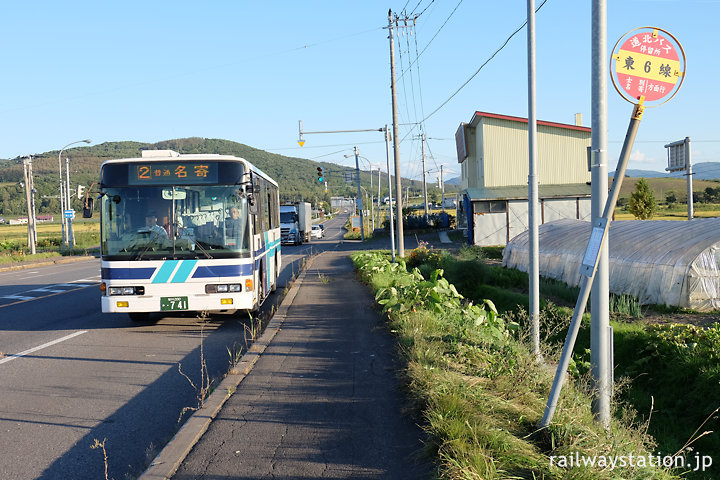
[[280, 202, 311, 245]]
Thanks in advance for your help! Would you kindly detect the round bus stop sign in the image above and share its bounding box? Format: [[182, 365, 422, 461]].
[[611, 27, 686, 106]]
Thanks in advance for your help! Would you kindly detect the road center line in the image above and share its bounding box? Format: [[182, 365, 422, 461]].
[[0, 330, 88, 365]]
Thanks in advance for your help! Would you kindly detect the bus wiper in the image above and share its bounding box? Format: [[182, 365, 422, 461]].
[[134, 231, 162, 260], [194, 240, 213, 259]]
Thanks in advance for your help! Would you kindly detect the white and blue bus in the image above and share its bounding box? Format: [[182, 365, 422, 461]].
[[93, 150, 280, 321]]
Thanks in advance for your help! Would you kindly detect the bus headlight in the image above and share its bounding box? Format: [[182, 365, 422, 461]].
[[205, 284, 242, 294], [108, 286, 145, 296]]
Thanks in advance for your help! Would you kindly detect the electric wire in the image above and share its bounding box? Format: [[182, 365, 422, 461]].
[[397, 0, 464, 83], [419, 0, 549, 124]]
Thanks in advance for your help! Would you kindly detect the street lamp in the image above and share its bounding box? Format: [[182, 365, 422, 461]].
[[58, 139, 91, 247]]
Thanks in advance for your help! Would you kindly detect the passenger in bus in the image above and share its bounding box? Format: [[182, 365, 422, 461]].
[[225, 207, 245, 247]]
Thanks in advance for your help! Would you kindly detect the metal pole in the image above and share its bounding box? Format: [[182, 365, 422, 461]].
[[377, 167, 381, 229], [385, 125, 396, 262], [541, 102, 644, 429], [57, 139, 91, 248], [354, 146, 365, 242], [389, 9, 404, 257], [527, 0, 541, 359], [590, 0, 610, 428], [686, 137, 693, 220], [66, 156, 75, 248]]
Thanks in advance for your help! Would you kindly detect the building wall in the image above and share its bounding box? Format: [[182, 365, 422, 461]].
[[542, 198, 592, 223], [471, 197, 591, 246], [478, 117, 591, 187]]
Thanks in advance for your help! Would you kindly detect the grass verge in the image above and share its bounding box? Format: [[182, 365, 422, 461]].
[[352, 250, 681, 480]]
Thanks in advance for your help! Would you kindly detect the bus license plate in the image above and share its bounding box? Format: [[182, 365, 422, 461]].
[[161, 296, 189, 311]]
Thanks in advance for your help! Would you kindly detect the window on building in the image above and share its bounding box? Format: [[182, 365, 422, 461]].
[[473, 200, 507, 214]]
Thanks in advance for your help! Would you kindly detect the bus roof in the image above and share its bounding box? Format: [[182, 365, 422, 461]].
[[101, 150, 277, 187]]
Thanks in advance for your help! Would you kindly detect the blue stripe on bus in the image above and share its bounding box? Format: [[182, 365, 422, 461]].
[[152, 260, 180, 284], [101, 267, 155, 280], [192, 264, 253, 278], [171, 260, 198, 283]]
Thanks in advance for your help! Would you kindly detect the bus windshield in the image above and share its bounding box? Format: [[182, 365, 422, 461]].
[[100, 185, 250, 260]]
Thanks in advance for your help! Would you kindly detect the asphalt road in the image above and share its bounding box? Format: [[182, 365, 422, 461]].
[[0, 214, 350, 480]]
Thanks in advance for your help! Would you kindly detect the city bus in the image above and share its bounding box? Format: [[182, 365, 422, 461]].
[[91, 150, 280, 321]]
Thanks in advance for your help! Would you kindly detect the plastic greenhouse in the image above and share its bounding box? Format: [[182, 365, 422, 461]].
[[502, 218, 720, 311]]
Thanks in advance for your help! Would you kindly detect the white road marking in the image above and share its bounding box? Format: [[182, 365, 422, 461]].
[[0, 330, 88, 365], [1, 294, 35, 300]]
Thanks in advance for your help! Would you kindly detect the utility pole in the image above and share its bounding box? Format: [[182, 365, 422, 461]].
[[22, 156, 37, 254], [388, 9, 406, 257], [354, 146, 365, 242], [384, 125, 396, 261], [440, 165, 445, 213], [420, 133, 429, 222]]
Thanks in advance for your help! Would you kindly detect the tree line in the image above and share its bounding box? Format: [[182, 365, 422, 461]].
[[0, 137, 454, 217]]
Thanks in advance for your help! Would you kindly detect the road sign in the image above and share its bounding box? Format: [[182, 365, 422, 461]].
[[64, 209, 75, 219], [611, 27, 685, 106], [665, 138, 689, 172]]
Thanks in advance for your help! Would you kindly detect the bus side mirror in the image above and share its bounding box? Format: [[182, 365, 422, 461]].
[[248, 196, 258, 215], [83, 197, 94, 218]]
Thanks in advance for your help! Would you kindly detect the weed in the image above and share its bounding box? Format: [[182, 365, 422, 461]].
[[609, 293, 643, 318], [144, 442, 158, 468], [352, 250, 679, 480], [227, 341, 243, 375], [177, 314, 211, 422], [317, 272, 331, 283], [90, 438, 110, 480]]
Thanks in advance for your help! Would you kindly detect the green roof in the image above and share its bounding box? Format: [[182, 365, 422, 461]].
[[464, 183, 591, 201]]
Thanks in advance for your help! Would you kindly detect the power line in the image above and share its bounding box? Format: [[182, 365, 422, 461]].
[[398, 0, 464, 83], [419, 0, 549, 124]]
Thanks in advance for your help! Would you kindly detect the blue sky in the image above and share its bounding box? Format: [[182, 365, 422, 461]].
[[1, 1, 717, 183]]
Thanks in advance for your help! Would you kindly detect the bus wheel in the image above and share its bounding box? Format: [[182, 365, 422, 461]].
[[129, 312, 151, 322]]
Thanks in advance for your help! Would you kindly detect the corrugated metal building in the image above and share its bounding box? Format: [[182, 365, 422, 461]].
[[455, 111, 592, 246]]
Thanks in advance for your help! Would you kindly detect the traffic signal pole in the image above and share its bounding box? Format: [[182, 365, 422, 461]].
[[297, 122, 397, 252]]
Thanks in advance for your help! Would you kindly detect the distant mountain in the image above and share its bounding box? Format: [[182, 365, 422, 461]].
[[0, 138, 407, 216], [446, 176, 462, 186], [611, 163, 720, 181]]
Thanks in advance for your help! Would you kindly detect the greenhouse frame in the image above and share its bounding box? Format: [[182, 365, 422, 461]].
[[503, 218, 720, 311]]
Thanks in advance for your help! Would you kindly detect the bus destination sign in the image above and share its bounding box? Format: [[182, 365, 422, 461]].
[[128, 162, 219, 185]]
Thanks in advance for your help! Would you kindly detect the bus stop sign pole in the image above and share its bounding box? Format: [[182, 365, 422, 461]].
[[541, 26, 685, 429]]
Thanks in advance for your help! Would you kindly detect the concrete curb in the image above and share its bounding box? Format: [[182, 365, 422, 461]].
[[138, 253, 319, 480]]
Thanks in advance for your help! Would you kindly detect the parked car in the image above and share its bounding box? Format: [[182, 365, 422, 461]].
[[311, 224, 323, 239]]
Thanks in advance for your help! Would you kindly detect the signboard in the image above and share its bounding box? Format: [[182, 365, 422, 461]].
[[128, 162, 219, 185], [665, 138, 689, 172], [611, 27, 685, 106], [64, 209, 75, 219], [580, 218, 608, 277], [343, 171, 356, 183], [351, 216, 361, 231]]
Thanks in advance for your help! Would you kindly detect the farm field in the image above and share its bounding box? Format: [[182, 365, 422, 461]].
[[0, 220, 99, 257]]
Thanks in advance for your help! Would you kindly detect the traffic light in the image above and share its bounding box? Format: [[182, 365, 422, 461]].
[[77, 184, 85, 198], [317, 167, 324, 182]]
